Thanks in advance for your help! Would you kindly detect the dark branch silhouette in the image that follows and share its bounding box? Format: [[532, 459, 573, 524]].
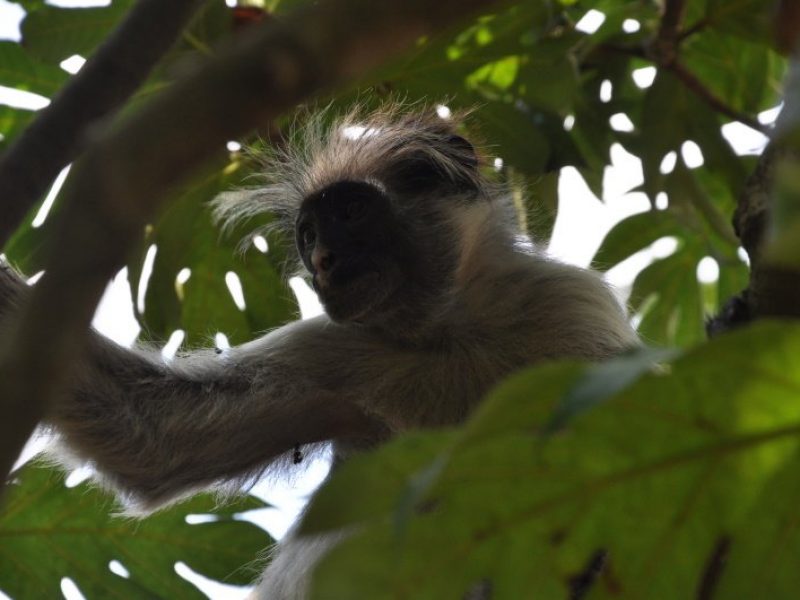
[[0, 0, 206, 248], [711, 59, 800, 332]]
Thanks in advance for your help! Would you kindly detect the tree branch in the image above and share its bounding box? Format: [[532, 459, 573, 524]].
[[599, 43, 771, 134], [710, 58, 800, 333], [669, 62, 772, 135], [775, 0, 800, 54], [658, 0, 686, 46], [678, 18, 709, 42], [647, 0, 686, 67], [729, 142, 800, 320], [641, 0, 769, 135], [0, 0, 504, 494], [0, 0, 206, 248]]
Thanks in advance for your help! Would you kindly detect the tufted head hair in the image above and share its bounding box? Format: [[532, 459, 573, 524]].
[[212, 102, 502, 242]]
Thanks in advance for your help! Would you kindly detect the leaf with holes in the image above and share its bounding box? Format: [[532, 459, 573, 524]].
[[629, 246, 706, 346], [592, 209, 684, 271], [639, 71, 690, 199], [592, 164, 750, 346], [0, 463, 272, 599], [128, 156, 296, 347]]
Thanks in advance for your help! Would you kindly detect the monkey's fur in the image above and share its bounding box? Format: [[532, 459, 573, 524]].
[[2, 105, 638, 598]]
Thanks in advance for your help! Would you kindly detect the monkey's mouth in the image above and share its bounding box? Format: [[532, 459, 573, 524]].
[[313, 263, 397, 322], [313, 261, 372, 290]]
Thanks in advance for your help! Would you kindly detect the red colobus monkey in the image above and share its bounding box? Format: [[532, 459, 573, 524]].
[[1, 105, 637, 598]]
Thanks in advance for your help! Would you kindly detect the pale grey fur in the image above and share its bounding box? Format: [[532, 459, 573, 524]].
[[1, 105, 638, 599], [212, 104, 498, 253]]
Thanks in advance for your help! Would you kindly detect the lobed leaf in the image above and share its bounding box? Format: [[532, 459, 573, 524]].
[[0, 463, 272, 599]]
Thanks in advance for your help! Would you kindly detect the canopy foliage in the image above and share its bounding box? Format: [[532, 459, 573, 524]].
[[1, 0, 798, 598]]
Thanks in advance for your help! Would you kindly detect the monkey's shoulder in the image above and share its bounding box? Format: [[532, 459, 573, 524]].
[[460, 254, 637, 362]]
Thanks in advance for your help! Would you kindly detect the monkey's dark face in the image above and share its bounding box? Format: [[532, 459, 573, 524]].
[[296, 180, 415, 323]]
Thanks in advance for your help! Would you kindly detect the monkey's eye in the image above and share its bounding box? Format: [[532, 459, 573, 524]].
[[344, 198, 366, 221], [300, 227, 316, 247]]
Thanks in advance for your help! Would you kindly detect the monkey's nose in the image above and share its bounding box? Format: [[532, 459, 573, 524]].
[[311, 246, 335, 274]]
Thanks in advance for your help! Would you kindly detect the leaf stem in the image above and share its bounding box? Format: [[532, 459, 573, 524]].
[[668, 62, 772, 136]]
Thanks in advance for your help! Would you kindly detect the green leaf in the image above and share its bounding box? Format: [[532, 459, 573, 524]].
[[300, 431, 458, 536], [544, 345, 679, 433], [570, 96, 614, 197], [478, 101, 551, 177], [591, 162, 749, 346], [682, 98, 748, 200], [716, 448, 800, 599], [130, 157, 296, 346], [639, 70, 689, 199], [717, 258, 749, 302], [516, 39, 580, 114], [307, 322, 800, 599], [21, 1, 134, 64], [467, 55, 520, 94], [704, 0, 774, 44], [592, 209, 683, 271], [683, 31, 785, 115], [0, 105, 36, 150], [666, 164, 739, 250], [14, 1, 46, 12], [354, 2, 569, 179], [581, 1, 660, 44], [0, 40, 68, 96], [630, 246, 706, 346], [0, 463, 272, 598]]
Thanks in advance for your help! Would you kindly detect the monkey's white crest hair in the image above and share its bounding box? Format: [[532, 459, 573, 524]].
[[211, 102, 499, 245]]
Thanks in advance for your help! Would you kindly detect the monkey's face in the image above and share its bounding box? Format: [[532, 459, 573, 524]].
[[295, 180, 415, 323]]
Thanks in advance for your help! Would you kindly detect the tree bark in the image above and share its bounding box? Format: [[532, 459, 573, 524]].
[[710, 58, 800, 333]]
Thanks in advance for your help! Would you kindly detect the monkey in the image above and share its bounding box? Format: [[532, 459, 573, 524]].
[[0, 104, 639, 598]]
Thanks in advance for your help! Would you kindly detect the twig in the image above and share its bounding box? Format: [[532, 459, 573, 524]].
[[595, 0, 767, 134], [669, 62, 772, 135], [598, 42, 771, 134], [649, 0, 768, 133], [678, 18, 709, 41], [696, 536, 731, 600], [0, 0, 206, 248], [658, 0, 687, 44], [0, 0, 504, 493], [648, 0, 686, 67]]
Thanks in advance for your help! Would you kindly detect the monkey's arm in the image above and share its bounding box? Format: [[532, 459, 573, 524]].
[[45, 317, 389, 510], [0, 266, 387, 508]]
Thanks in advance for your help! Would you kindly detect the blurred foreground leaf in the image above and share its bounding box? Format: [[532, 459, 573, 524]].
[[303, 322, 800, 599]]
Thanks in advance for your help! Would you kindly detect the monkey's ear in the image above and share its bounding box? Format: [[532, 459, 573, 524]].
[[388, 134, 479, 193]]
